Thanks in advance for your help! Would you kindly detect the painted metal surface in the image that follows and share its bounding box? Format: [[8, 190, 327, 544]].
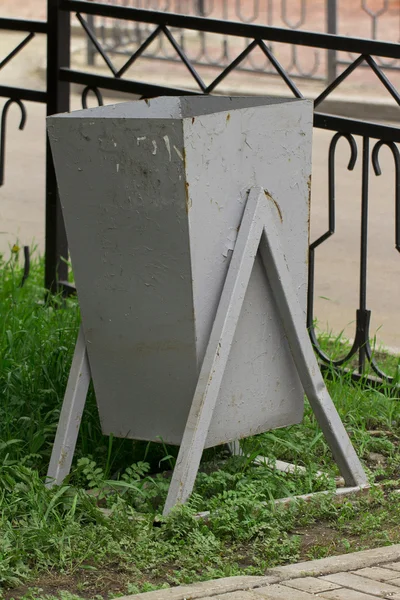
[[48, 96, 312, 447], [184, 100, 311, 446]]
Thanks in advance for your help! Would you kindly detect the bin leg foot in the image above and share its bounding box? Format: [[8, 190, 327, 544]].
[[46, 324, 91, 487], [227, 441, 242, 456]]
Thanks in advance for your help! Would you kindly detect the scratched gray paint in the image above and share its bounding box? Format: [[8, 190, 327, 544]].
[[47, 96, 312, 447]]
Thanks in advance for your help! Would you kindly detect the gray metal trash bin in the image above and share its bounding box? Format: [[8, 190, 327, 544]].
[[47, 96, 367, 513], [48, 96, 311, 446]]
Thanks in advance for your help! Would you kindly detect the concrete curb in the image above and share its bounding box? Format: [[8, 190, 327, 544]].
[[116, 577, 280, 600], [117, 545, 400, 600]]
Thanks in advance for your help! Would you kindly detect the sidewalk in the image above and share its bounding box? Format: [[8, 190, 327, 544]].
[[118, 545, 400, 600]]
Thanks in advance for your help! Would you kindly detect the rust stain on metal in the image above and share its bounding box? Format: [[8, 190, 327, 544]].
[[192, 117, 195, 124], [226, 113, 231, 123], [307, 174, 312, 205], [185, 181, 192, 213], [264, 190, 283, 223]]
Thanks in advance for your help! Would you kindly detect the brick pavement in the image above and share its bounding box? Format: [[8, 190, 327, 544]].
[[116, 546, 400, 600]]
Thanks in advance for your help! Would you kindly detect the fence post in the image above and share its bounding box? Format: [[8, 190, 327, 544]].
[[326, 0, 337, 84], [45, 0, 70, 292]]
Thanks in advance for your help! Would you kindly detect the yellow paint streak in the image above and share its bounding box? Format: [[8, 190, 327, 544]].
[[264, 190, 283, 223]]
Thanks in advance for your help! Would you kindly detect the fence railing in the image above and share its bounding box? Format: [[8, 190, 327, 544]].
[[0, 0, 399, 386], [86, 0, 400, 84]]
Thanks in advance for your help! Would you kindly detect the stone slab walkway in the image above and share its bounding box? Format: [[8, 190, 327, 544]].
[[119, 546, 400, 600]]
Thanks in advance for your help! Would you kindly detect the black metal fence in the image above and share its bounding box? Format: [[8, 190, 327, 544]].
[[87, 0, 400, 84], [0, 0, 399, 385], [87, 0, 335, 81]]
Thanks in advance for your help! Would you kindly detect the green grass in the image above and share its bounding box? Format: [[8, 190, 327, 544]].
[[317, 326, 400, 380], [1, 252, 400, 600]]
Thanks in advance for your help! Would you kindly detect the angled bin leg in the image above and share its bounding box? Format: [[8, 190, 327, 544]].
[[163, 186, 367, 515], [163, 188, 265, 515], [259, 192, 368, 489], [46, 324, 91, 487]]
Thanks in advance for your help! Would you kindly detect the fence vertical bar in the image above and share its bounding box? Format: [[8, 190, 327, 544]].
[[326, 0, 337, 84], [197, 0, 205, 16], [86, 14, 96, 66], [45, 0, 70, 293], [358, 136, 370, 375]]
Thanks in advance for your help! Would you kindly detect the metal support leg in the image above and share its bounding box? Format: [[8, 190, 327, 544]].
[[163, 187, 367, 515], [259, 191, 368, 488], [163, 188, 265, 515], [227, 440, 243, 456], [46, 324, 91, 487]]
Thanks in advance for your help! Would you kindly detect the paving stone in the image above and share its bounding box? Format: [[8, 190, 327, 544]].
[[382, 562, 400, 573], [254, 584, 316, 599], [269, 545, 400, 580], [282, 577, 341, 594], [321, 590, 385, 600], [352, 567, 400, 581], [321, 572, 400, 598]]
